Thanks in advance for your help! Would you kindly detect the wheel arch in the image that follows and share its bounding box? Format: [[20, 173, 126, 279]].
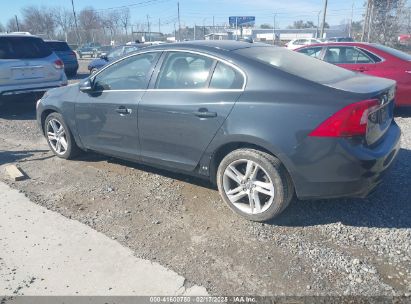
[[208, 139, 295, 188]]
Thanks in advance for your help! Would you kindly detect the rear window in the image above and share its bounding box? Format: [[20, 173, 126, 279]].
[[0, 37, 52, 59], [371, 44, 411, 61], [236, 46, 354, 84], [46, 41, 71, 51]]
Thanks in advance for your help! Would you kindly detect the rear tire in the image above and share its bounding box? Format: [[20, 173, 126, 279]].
[[217, 148, 294, 222], [44, 112, 81, 160]]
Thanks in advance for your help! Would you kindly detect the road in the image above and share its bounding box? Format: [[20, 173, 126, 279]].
[[0, 59, 410, 296]]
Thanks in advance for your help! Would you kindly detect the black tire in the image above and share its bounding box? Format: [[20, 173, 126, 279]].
[[90, 68, 98, 75], [44, 112, 81, 160], [216, 148, 294, 222]]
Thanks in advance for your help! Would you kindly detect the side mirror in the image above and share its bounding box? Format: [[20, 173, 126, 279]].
[[100, 55, 108, 60], [79, 79, 93, 93]]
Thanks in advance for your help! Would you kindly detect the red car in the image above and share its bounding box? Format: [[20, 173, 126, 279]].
[[295, 42, 411, 107]]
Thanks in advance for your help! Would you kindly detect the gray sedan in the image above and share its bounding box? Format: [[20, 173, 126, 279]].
[[36, 41, 400, 222]]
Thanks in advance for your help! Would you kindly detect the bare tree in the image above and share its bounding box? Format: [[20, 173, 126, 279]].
[[118, 8, 131, 38], [6, 17, 21, 32], [0, 22, 5, 32], [21, 5, 56, 38], [78, 7, 101, 42], [367, 0, 406, 45], [52, 7, 74, 39]]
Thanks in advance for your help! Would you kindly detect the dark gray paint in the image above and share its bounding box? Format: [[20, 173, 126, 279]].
[[37, 41, 401, 200]]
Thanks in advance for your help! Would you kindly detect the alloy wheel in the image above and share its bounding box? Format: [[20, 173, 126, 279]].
[[47, 119, 68, 155], [222, 159, 275, 214]]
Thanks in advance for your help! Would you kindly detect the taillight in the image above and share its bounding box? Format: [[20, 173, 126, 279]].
[[309, 99, 380, 137], [54, 59, 64, 69]]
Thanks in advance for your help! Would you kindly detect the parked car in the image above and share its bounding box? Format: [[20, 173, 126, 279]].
[[96, 45, 114, 58], [398, 34, 411, 45], [296, 42, 411, 107], [77, 44, 100, 58], [36, 41, 400, 222], [45, 40, 79, 77], [326, 37, 354, 42], [286, 38, 322, 50], [0, 34, 67, 100], [87, 44, 142, 73]]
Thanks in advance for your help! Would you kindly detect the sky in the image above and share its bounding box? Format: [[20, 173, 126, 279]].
[[0, 0, 367, 33]]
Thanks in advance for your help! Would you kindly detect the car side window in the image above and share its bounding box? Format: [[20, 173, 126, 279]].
[[209, 62, 244, 89], [156, 52, 215, 89], [93, 52, 159, 91], [325, 47, 374, 64], [298, 47, 323, 59]]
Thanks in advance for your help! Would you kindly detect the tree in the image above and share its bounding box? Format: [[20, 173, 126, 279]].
[[21, 5, 56, 38], [118, 8, 131, 38], [288, 20, 316, 29], [260, 23, 273, 29], [366, 0, 406, 45], [6, 17, 20, 32], [78, 7, 101, 42], [52, 7, 74, 36], [0, 22, 5, 32]]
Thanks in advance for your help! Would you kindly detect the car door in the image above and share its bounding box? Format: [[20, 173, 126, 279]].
[[324, 46, 377, 73], [138, 51, 245, 171], [74, 51, 161, 160]]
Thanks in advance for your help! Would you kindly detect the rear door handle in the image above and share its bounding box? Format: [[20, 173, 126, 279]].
[[115, 106, 131, 115], [194, 108, 217, 118], [356, 67, 368, 72]]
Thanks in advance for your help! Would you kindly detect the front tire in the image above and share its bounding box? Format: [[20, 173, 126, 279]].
[[217, 148, 294, 222], [44, 112, 81, 159]]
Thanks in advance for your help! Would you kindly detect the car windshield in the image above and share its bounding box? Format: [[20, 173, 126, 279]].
[[371, 43, 411, 61], [46, 41, 70, 51], [236, 46, 354, 84], [0, 36, 52, 59]]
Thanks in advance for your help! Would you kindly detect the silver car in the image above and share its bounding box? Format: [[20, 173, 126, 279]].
[[0, 34, 67, 98]]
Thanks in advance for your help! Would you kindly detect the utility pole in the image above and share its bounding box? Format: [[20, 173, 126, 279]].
[[272, 14, 276, 45], [367, 1, 374, 42], [213, 16, 215, 40], [177, 2, 181, 41], [320, 0, 328, 38], [158, 18, 161, 34], [194, 24, 196, 40], [70, 0, 81, 46], [317, 10, 321, 38], [14, 15, 20, 31], [362, 0, 372, 42], [349, 1, 354, 38], [146, 15, 151, 42]]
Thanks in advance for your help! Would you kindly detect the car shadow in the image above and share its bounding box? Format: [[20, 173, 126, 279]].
[[0, 97, 37, 120], [395, 107, 411, 118], [0, 149, 51, 165], [75, 148, 411, 229], [271, 148, 411, 229], [75, 152, 214, 189], [68, 72, 89, 81]]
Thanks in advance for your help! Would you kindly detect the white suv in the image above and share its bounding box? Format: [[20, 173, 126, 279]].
[[286, 38, 322, 50], [0, 34, 67, 99]]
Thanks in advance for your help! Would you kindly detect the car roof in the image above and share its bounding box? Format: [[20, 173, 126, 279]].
[[44, 40, 68, 43], [146, 40, 268, 52], [297, 42, 370, 49], [0, 33, 41, 38]]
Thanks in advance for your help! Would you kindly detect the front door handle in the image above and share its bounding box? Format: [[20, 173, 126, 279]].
[[115, 106, 131, 115], [194, 108, 217, 118]]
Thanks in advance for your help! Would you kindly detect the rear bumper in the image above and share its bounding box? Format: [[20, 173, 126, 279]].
[[0, 79, 68, 97], [292, 122, 401, 200]]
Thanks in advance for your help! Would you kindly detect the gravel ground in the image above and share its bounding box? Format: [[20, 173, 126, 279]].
[[0, 60, 410, 297]]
